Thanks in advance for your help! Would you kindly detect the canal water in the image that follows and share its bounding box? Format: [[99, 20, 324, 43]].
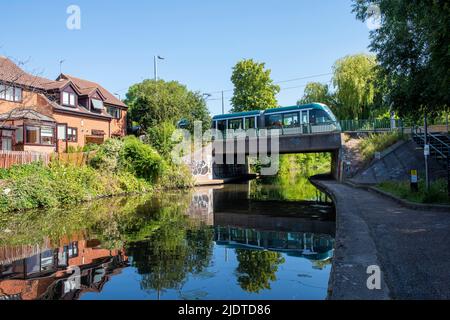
[[0, 176, 335, 300]]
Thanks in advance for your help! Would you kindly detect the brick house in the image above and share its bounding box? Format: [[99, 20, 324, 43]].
[[0, 56, 128, 153]]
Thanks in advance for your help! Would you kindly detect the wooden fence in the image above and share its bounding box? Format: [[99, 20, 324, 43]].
[[0, 151, 51, 169], [0, 150, 96, 169]]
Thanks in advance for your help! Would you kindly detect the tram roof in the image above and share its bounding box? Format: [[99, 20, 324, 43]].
[[264, 103, 326, 114], [212, 110, 262, 121], [212, 103, 329, 120]]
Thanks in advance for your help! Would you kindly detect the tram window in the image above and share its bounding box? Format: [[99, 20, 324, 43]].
[[283, 112, 299, 128], [217, 120, 226, 131], [310, 109, 331, 124], [228, 119, 243, 130], [245, 117, 256, 129], [265, 114, 282, 128]]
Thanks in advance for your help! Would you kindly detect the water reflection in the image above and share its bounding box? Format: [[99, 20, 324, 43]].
[[0, 178, 335, 300]]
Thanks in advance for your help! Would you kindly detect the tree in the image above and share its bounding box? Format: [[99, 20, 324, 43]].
[[125, 79, 211, 132], [297, 82, 332, 106], [231, 59, 280, 112], [352, 1, 450, 119], [332, 54, 380, 119], [235, 249, 285, 293]]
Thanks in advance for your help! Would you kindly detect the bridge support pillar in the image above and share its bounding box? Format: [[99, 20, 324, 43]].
[[331, 148, 344, 182]]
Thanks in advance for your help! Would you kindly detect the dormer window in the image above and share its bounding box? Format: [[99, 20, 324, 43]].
[[91, 99, 104, 111], [62, 91, 76, 107]]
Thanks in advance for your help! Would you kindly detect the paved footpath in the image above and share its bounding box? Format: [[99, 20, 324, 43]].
[[313, 179, 450, 300]]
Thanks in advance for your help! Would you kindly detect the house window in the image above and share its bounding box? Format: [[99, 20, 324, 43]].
[[41, 127, 54, 145], [0, 85, 22, 102], [15, 127, 23, 144], [92, 99, 104, 111], [25, 126, 40, 144], [62, 92, 76, 107], [57, 125, 67, 141], [24, 126, 55, 145], [1, 130, 13, 151], [14, 87, 22, 102], [107, 106, 121, 119], [67, 127, 78, 142]]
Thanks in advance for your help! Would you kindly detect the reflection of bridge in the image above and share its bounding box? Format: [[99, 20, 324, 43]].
[[215, 226, 334, 261], [186, 131, 343, 184]]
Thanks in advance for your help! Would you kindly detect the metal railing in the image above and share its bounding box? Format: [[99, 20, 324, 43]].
[[339, 119, 404, 132], [412, 126, 450, 195], [218, 121, 341, 140]]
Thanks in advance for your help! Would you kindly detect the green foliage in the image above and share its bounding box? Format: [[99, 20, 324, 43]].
[[236, 249, 285, 293], [120, 136, 164, 183], [359, 132, 403, 162], [297, 82, 333, 106], [251, 153, 331, 202], [90, 137, 168, 184], [125, 79, 211, 132], [352, 1, 450, 118], [0, 162, 152, 213], [89, 138, 124, 172], [158, 162, 194, 190], [145, 121, 177, 158], [332, 54, 381, 119], [82, 143, 101, 153], [378, 179, 449, 204], [66, 145, 84, 153], [231, 59, 280, 112]]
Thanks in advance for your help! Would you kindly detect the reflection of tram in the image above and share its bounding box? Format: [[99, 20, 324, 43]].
[[214, 226, 335, 261], [212, 103, 341, 134]]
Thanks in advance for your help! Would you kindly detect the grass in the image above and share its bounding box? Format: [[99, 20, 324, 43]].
[[378, 179, 450, 205], [359, 131, 404, 162]]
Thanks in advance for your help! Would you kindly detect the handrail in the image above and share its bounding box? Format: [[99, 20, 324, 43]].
[[217, 121, 341, 140], [412, 126, 449, 159]]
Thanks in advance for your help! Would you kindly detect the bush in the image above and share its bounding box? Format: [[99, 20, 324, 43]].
[[120, 136, 164, 183], [89, 138, 124, 172], [359, 132, 403, 162], [378, 179, 449, 204], [158, 162, 194, 189], [145, 121, 177, 158], [0, 162, 152, 213]]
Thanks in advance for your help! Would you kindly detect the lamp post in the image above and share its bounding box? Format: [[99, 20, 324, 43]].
[[154, 55, 165, 81], [114, 93, 121, 101], [59, 59, 65, 74]]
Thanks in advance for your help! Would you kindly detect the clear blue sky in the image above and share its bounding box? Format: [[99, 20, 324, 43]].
[[0, 0, 371, 116]]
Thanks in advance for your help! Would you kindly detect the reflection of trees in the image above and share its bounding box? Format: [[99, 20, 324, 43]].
[[250, 154, 331, 202], [312, 258, 332, 270], [124, 195, 215, 297], [235, 249, 285, 293], [127, 220, 214, 296]]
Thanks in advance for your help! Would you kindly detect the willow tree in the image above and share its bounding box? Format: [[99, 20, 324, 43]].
[[231, 59, 280, 112], [332, 54, 379, 120], [298, 82, 331, 105]]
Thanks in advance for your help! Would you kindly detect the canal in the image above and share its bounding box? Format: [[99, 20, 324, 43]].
[[0, 175, 335, 300]]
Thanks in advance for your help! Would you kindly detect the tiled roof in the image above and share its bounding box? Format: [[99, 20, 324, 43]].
[[0, 108, 56, 122], [0, 56, 127, 109], [0, 56, 59, 90], [60, 74, 127, 108]]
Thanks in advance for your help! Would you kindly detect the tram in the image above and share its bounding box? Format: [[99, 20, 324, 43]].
[[212, 103, 341, 134]]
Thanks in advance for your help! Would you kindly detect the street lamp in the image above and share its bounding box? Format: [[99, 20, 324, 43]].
[[114, 93, 121, 101], [154, 55, 165, 81]]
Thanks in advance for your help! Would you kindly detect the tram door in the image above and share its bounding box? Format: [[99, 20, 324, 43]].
[[301, 110, 310, 134]]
